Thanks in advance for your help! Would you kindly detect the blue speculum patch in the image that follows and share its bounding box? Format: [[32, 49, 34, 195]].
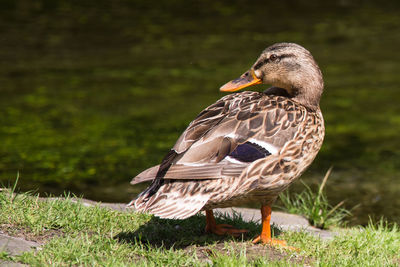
[[229, 142, 271, 162]]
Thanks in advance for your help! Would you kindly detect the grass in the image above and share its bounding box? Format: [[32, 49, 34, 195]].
[[1, 187, 399, 266], [278, 168, 351, 229]]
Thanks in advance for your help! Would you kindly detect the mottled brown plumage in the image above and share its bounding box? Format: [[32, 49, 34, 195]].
[[128, 43, 325, 237]]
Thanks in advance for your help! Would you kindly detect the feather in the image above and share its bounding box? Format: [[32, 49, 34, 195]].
[[130, 165, 160, 185], [131, 181, 210, 219]]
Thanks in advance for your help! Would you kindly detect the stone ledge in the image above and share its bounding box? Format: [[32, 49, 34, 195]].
[[0, 233, 39, 257]]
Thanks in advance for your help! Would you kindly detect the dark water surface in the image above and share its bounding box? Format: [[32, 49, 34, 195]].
[[1, 0, 400, 225]]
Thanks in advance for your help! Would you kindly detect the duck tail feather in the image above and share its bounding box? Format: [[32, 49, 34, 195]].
[[128, 182, 209, 220], [130, 165, 160, 185]]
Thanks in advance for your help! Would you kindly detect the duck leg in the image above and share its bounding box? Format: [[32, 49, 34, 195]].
[[205, 210, 248, 237], [252, 205, 288, 246]]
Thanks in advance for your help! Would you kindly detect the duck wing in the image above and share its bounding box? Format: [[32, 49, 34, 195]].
[[131, 91, 302, 184], [130, 92, 250, 185]]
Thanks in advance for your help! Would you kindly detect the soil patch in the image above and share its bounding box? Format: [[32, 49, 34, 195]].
[[0, 224, 63, 244], [185, 241, 313, 265]]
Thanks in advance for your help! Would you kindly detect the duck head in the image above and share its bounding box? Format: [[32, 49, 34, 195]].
[[220, 43, 324, 110]]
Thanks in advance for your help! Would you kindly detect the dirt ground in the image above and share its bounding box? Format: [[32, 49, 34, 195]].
[[185, 241, 312, 265], [0, 224, 63, 244]]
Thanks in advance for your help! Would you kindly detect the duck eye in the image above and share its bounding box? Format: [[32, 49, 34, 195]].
[[269, 54, 279, 62]]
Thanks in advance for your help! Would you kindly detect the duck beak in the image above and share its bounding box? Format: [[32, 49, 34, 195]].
[[220, 69, 262, 92]]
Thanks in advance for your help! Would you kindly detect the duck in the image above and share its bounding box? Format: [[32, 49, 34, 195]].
[[128, 42, 325, 246]]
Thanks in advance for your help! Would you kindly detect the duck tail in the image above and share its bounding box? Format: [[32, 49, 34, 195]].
[[127, 181, 209, 220]]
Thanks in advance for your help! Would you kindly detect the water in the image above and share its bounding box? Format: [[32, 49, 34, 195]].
[[1, 0, 400, 225]]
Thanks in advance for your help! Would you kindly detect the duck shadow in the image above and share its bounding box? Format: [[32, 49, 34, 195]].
[[115, 212, 283, 249]]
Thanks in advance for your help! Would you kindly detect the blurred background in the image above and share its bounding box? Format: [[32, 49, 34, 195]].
[[0, 0, 399, 225]]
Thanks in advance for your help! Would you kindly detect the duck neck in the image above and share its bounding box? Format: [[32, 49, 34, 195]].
[[288, 67, 324, 111], [291, 84, 323, 111]]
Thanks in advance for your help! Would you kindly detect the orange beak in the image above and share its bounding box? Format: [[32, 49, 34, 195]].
[[220, 69, 262, 92]]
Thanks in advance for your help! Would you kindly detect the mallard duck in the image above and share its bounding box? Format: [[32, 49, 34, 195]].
[[129, 43, 325, 246]]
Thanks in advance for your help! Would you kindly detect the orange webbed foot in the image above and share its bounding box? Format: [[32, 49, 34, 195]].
[[206, 223, 248, 237], [251, 205, 299, 251], [205, 210, 248, 237], [252, 235, 286, 245], [252, 235, 298, 251]]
